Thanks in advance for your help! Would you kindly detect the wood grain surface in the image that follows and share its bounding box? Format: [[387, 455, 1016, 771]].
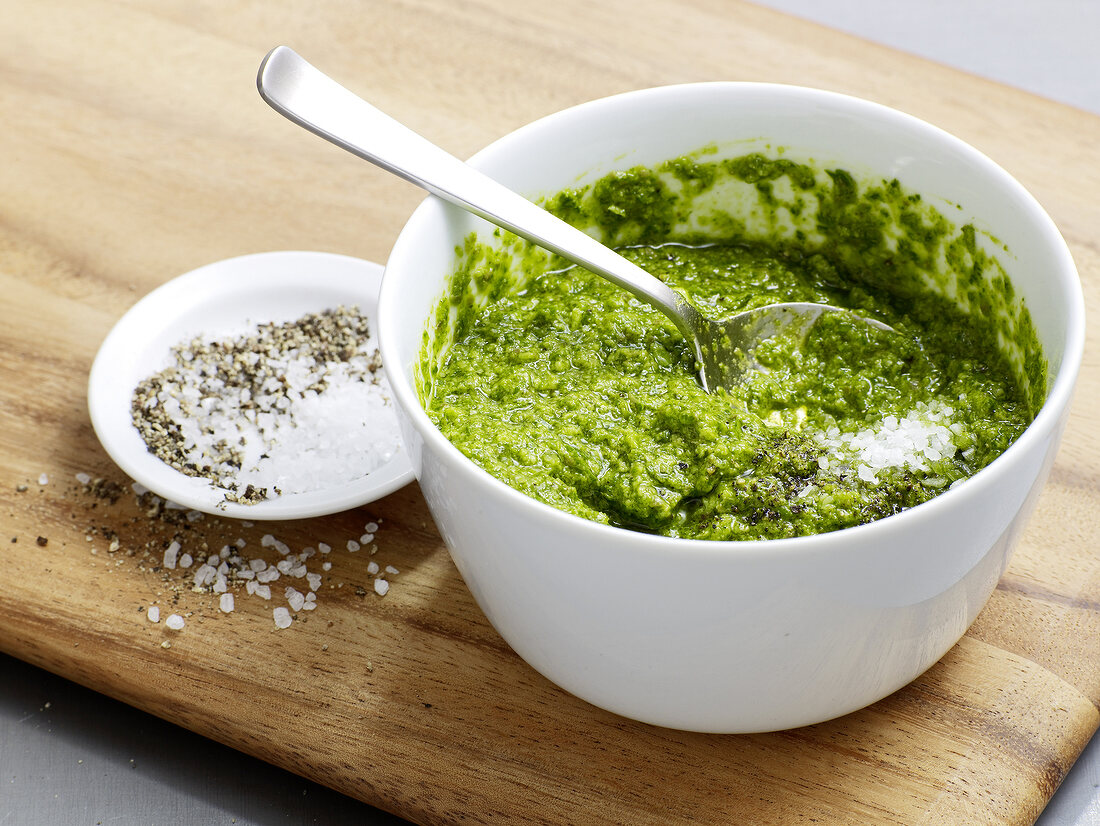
[[2, 1, 1098, 823]]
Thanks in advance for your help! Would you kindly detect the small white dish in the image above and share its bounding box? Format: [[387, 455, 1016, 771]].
[[88, 250, 414, 521]]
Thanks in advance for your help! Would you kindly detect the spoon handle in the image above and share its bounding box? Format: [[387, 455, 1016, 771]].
[[257, 46, 701, 343]]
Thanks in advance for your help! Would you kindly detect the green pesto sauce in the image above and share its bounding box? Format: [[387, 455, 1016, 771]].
[[419, 152, 1045, 540]]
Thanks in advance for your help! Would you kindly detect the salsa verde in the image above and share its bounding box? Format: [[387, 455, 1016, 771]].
[[418, 153, 1043, 540]]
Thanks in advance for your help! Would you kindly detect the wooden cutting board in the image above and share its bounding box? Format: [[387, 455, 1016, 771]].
[[2, 1, 1098, 823]]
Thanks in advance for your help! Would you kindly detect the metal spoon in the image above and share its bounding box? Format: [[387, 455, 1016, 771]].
[[257, 46, 892, 392]]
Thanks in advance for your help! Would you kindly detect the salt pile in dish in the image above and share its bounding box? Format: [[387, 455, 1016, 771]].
[[131, 306, 401, 504]]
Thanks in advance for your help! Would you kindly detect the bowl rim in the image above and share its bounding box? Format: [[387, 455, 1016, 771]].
[[379, 81, 1086, 562]]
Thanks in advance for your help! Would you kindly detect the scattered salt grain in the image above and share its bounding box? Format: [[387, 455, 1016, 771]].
[[367, 561, 379, 576], [165, 614, 185, 630], [256, 568, 279, 584], [249, 558, 267, 572], [254, 584, 272, 600], [318, 542, 331, 555], [347, 540, 360, 552], [385, 565, 400, 575], [163, 541, 180, 570], [75, 472, 91, 485], [219, 593, 234, 613], [178, 553, 193, 569], [37, 473, 48, 486], [285, 587, 306, 612], [321, 561, 332, 572], [364, 521, 379, 533], [359, 533, 373, 544], [147, 606, 160, 623], [192, 564, 216, 588], [262, 534, 291, 555], [273, 607, 292, 629], [373, 579, 390, 597], [306, 572, 322, 592]]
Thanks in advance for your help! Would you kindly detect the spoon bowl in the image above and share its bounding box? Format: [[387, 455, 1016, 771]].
[[257, 46, 889, 392]]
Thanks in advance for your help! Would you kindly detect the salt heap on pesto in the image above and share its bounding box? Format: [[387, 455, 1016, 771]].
[[815, 401, 959, 485]]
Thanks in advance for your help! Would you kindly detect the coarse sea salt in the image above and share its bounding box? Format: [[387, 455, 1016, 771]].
[[285, 587, 306, 612], [192, 563, 216, 588], [815, 400, 959, 484], [273, 606, 292, 629], [130, 306, 402, 505], [128, 519, 398, 641]]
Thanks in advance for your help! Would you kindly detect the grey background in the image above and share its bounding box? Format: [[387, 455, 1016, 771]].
[[4, 2, 1098, 824]]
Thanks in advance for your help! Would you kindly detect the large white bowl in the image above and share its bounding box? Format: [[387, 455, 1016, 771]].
[[378, 84, 1084, 732]]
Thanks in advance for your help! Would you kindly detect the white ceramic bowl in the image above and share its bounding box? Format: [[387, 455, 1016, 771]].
[[378, 84, 1084, 732]]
